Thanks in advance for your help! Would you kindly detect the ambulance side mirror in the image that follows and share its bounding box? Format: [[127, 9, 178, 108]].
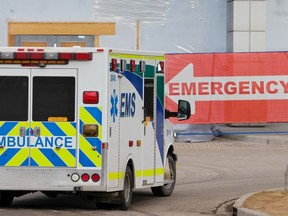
[[165, 100, 191, 120], [177, 100, 191, 121]]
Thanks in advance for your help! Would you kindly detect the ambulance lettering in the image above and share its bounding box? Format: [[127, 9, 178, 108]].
[[120, 92, 136, 117], [31, 137, 73, 148], [0, 136, 73, 148], [0, 136, 29, 147]]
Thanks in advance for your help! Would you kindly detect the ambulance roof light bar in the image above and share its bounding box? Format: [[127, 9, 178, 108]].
[[0, 51, 93, 61], [0, 51, 92, 66]]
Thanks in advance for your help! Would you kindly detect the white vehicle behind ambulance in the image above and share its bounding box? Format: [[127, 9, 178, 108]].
[[0, 47, 190, 210]]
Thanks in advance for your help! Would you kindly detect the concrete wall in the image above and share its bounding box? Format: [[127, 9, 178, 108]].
[[227, 0, 266, 52]]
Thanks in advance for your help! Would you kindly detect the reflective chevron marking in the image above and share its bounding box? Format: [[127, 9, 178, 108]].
[[79, 107, 102, 168]]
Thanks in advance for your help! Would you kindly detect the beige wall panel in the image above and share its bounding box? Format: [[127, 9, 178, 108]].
[[22, 41, 48, 47], [61, 42, 86, 47], [9, 22, 116, 36], [8, 22, 116, 47]]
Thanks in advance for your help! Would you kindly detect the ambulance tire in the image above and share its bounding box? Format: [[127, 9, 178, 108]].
[[151, 155, 176, 197], [0, 192, 14, 207], [119, 166, 133, 211]]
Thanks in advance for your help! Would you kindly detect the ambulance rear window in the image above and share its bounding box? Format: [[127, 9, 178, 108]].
[[0, 76, 28, 121], [33, 77, 75, 122]]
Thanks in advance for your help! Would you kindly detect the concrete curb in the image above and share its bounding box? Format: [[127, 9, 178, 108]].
[[224, 134, 288, 145], [232, 190, 278, 216], [232, 193, 269, 216]]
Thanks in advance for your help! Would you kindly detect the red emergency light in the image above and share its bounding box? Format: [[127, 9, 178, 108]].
[[30, 52, 44, 60], [111, 58, 117, 71], [14, 52, 29, 59], [83, 91, 99, 104], [59, 53, 74, 60], [130, 60, 135, 72], [74, 53, 92, 60], [159, 61, 165, 73]]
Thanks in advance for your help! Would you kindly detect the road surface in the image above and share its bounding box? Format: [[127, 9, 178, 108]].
[[1, 135, 288, 216]]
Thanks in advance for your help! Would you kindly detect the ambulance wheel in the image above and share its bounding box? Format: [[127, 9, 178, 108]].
[[151, 155, 176, 197], [119, 166, 133, 210], [0, 191, 14, 207]]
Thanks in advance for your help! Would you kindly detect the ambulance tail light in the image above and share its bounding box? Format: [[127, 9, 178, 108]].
[[91, 173, 100, 182], [83, 91, 99, 104], [102, 142, 108, 149], [81, 173, 90, 182]]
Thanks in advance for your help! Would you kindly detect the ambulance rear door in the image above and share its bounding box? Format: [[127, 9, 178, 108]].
[[0, 69, 30, 167], [30, 68, 77, 167]]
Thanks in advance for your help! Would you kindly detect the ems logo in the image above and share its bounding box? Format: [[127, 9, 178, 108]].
[[110, 89, 118, 122]]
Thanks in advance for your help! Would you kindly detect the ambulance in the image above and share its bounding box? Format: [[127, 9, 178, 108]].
[[0, 47, 190, 210]]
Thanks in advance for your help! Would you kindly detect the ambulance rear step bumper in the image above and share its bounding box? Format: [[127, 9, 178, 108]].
[[0, 167, 106, 192]]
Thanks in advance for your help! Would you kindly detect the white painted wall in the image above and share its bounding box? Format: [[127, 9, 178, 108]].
[[0, 0, 227, 53], [266, 0, 288, 51], [1, 0, 287, 53]]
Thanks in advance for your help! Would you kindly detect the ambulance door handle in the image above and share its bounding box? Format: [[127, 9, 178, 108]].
[[19, 127, 26, 137], [34, 127, 40, 137], [142, 107, 146, 123]]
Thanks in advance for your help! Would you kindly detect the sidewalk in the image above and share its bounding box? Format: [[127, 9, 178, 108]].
[[233, 190, 273, 216], [227, 133, 288, 216], [233, 188, 288, 216]]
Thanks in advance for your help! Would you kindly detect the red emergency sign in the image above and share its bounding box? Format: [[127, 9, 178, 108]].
[[165, 52, 288, 124]]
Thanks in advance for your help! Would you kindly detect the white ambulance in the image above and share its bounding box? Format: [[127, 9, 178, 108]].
[[0, 47, 190, 210]]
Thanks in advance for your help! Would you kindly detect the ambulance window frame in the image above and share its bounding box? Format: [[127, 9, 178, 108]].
[[32, 76, 75, 122], [144, 78, 154, 121], [0, 76, 28, 121]]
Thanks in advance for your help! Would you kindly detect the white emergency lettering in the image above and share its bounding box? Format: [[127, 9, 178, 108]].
[[120, 92, 136, 117], [169, 80, 288, 96]]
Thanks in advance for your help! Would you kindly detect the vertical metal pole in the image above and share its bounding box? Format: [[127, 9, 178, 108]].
[[136, 20, 140, 50]]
